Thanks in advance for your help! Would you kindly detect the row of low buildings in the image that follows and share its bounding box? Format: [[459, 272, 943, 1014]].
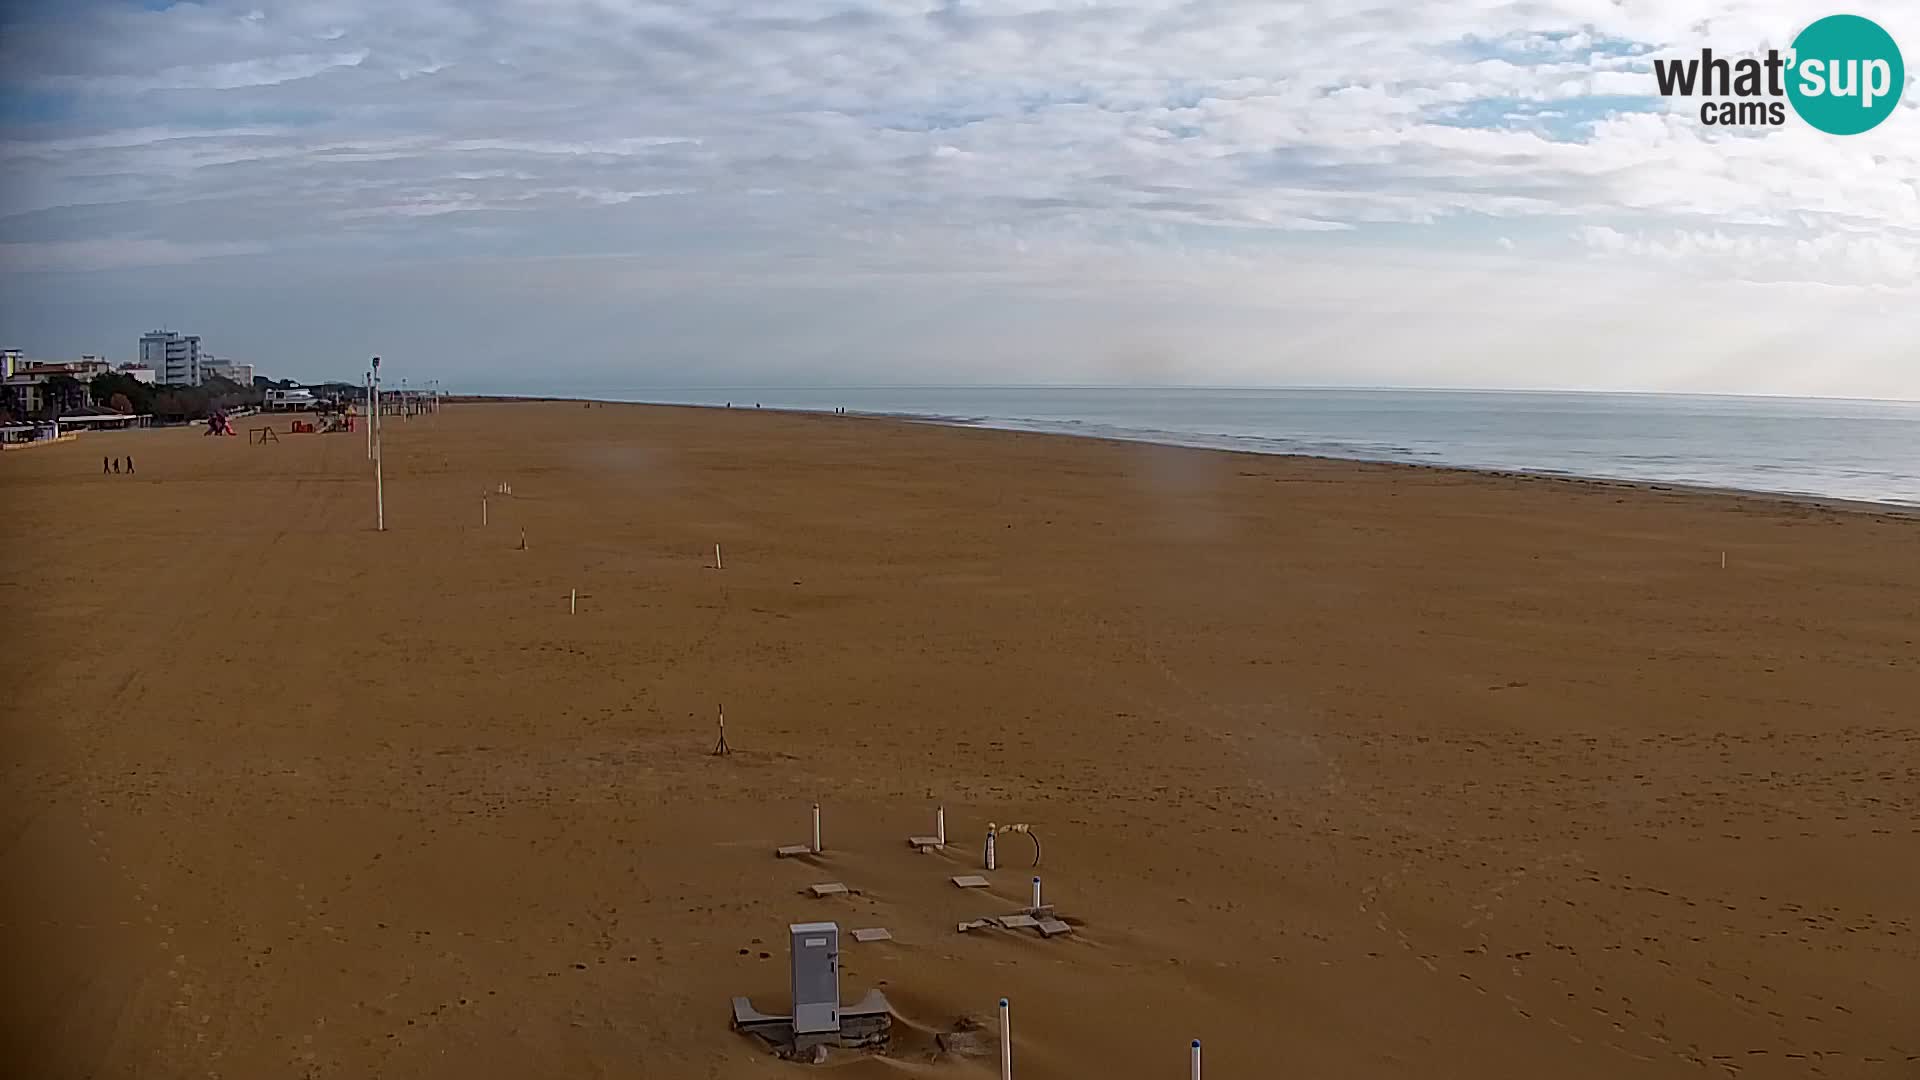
[[1, 352, 124, 416], [1, 331, 260, 421]]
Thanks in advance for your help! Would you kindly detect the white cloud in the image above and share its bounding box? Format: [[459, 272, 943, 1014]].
[[0, 236, 267, 272], [0, 0, 1914, 393]]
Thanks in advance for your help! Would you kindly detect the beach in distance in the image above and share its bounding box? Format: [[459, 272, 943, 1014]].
[[3, 400, 1916, 1079]]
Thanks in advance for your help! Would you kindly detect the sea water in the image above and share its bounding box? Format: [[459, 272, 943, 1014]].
[[603, 387, 1920, 508]]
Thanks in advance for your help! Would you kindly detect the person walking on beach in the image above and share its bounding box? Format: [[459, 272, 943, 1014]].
[[112, 457, 120, 474], [103, 456, 110, 475], [126, 455, 135, 475]]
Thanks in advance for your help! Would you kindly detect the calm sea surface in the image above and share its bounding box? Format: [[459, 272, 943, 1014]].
[[599, 387, 1920, 508]]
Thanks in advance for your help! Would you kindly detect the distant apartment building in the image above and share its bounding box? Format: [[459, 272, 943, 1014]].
[[139, 330, 203, 385], [1, 349, 21, 378], [201, 357, 256, 386]]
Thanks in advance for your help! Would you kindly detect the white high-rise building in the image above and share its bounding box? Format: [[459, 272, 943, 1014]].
[[139, 331, 203, 385]]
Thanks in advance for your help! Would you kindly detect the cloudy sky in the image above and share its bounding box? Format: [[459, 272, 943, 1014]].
[[1, 1, 1916, 398]]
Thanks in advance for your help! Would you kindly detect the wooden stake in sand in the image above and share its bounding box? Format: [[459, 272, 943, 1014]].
[[999, 998, 1012, 1080], [482, 495, 488, 526], [570, 588, 577, 615], [712, 705, 731, 756], [715, 543, 724, 571], [937, 806, 946, 846], [1721, 551, 1727, 569], [1191, 1039, 1201, 1080]]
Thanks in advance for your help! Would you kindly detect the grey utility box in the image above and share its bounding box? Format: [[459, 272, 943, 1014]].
[[789, 922, 841, 1035]]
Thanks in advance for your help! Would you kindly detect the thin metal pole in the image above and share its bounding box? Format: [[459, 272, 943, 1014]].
[[372, 359, 385, 532], [999, 998, 1011, 1080], [1192, 1039, 1201, 1080], [811, 803, 822, 854], [365, 373, 372, 459]]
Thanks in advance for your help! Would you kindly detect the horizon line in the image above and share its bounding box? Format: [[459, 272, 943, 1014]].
[[455, 383, 1920, 406]]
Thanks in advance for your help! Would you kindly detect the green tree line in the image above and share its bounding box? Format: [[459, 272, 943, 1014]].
[[88, 372, 263, 422]]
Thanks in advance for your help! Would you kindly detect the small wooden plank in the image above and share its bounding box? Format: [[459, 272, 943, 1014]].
[[775, 845, 813, 858], [1036, 917, 1073, 937], [996, 914, 1040, 930], [950, 875, 990, 889], [851, 927, 892, 943], [808, 882, 849, 898], [957, 918, 996, 933]]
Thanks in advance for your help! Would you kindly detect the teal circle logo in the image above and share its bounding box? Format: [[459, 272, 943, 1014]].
[[1786, 14, 1904, 135]]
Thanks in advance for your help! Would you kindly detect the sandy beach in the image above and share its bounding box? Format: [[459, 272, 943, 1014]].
[[3, 400, 1916, 1079]]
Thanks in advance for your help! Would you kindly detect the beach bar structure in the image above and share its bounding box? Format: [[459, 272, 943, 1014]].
[[374, 383, 442, 418]]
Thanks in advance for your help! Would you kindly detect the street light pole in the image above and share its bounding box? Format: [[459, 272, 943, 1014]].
[[372, 356, 385, 532]]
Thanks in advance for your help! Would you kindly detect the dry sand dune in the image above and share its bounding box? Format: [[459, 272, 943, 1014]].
[[3, 401, 1916, 1079]]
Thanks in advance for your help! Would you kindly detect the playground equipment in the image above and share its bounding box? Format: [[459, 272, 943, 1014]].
[[984, 822, 1041, 871]]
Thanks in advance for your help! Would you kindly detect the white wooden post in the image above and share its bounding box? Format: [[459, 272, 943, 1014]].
[[811, 803, 822, 853], [715, 543, 723, 570], [1000, 998, 1012, 1080], [570, 588, 577, 614], [937, 806, 946, 846]]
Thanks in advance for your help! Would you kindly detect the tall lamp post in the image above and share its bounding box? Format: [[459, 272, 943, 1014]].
[[372, 356, 385, 532]]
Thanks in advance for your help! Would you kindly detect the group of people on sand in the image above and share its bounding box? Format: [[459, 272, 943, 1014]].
[[102, 455, 135, 475]]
